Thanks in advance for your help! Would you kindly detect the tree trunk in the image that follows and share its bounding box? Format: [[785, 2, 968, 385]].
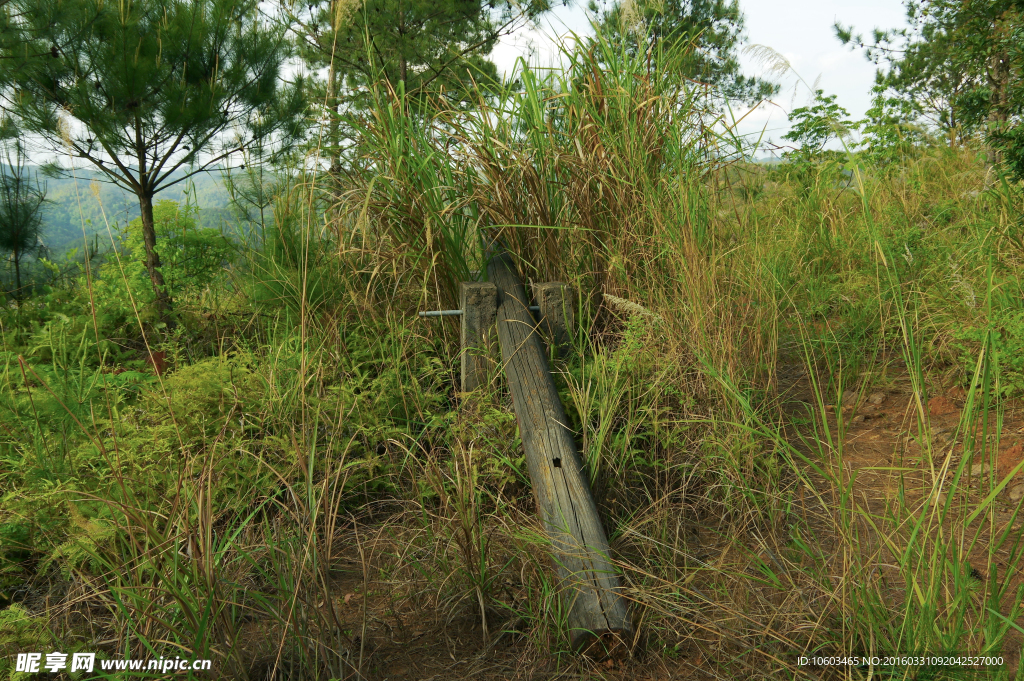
[[328, 0, 342, 175], [987, 50, 1011, 166], [398, 4, 407, 90], [138, 191, 172, 316], [328, 68, 341, 174], [12, 246, 21, 302]]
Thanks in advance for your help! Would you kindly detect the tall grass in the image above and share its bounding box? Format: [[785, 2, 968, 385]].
[[3, 23, 1024, 681]]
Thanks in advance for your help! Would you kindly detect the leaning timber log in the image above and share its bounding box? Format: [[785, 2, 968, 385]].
[[487, 248, 633, 656]]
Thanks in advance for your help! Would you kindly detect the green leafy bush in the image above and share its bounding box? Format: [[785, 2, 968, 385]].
[[0, 605, 53, 680], [782, 90, 860, 160], [859, 83, 928, 166], [92, 200, 233, 324], [954, 308, 1024, 397], [992, 122, 1024, 183]]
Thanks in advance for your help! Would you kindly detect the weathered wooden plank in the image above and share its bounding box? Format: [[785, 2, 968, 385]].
[[460, 281, 498, 392], [487, 251, 632, 656]]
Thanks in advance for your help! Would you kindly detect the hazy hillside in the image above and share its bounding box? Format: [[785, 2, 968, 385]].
[[38, 168, 236, 253]]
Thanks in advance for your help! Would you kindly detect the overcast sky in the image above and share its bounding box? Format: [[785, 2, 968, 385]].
[[490, 0, 911, 153]]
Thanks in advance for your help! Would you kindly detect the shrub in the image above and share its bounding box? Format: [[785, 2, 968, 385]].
[[782, 90, 860, 160], [92, 200, 233, 325], [954, 307, 1024, 397]]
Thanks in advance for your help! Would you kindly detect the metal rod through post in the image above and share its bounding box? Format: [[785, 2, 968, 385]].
[[418, 310, 465, 317]]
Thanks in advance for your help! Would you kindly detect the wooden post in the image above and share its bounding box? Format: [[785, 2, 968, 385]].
[[460, 281, 497, 393], [533, 282, 574, 358], [488, 250, 632, 656]]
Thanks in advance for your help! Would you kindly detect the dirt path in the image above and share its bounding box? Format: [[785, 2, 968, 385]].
[[779, 358, 1024, 676]]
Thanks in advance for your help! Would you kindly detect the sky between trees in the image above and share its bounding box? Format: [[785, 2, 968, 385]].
[[490, 0, 911, 151]]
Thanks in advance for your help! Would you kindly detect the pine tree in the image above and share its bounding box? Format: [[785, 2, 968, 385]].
[[592, 0, 778, 104], [0, 141, 47, 301], [0, 0, 305, 317], [287, 0, 552, 166]]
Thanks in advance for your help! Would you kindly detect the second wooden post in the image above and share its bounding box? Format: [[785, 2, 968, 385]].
[[460, 281, 497, 392], [533, 281, 574, 358]]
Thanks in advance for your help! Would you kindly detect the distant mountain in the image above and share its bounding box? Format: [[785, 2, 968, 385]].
[[37, 169, 236, 253]]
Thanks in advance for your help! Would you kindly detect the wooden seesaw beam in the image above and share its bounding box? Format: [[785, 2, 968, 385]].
[[486, 249, 633, 657]]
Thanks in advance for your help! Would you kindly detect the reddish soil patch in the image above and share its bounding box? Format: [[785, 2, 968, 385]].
[[784, 360, 1024, 668], [998, 444, 1024, 481], [928, 395, 958, 417], [147, 350, 168, 376]]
